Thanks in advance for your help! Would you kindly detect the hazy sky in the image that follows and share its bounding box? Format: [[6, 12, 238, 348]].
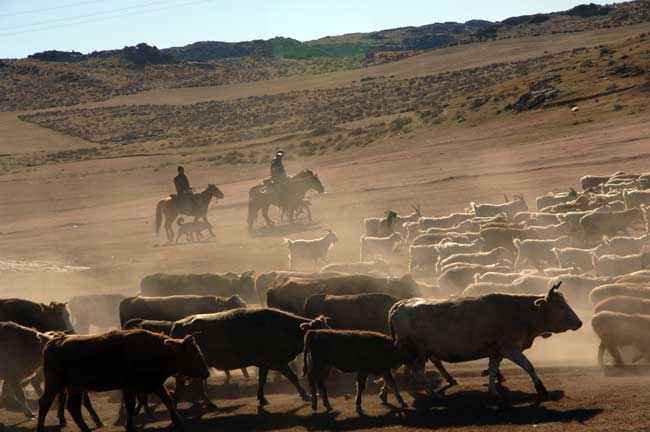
[[2, 0, 621, 58]]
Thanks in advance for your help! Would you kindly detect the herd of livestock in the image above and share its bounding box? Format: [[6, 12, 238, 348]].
[[5, 171, 650, 431]]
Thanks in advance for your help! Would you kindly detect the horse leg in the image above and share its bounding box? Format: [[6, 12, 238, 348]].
[[164, 206, 177, 242], [262, 205, 274, 226]]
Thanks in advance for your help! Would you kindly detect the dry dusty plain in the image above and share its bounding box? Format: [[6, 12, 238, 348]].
[[2, 22, 650, 431]]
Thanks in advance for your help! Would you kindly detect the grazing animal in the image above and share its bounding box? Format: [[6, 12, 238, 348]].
[[513, 237, 572, 271], [594, 296, 650, 315], [536, 188, 578, 211], [479, 226, 532, 253], [591, 311, 650, 365], [285, 230, 338, 270], [436, 239, 485, 262], [304, 293, 399, 334], [592, 249, 650, 276], [603, 234, 650, 256], [140, 272, 257, 304], [419, 212, 473, 230], [320, 260, 390, 275], [364, 211, 398, 238], [254, 271, 345, 306], [579, 208, 644, 239], [175, 217, 215, 243], [474, 272, 522, 284], [0, 299, 74, 333], [438, 247, 512, 273], [68, 294, 125, 334], [437, 263, 512, 295], [389, 283, 582, 397], [360, 232, 402, 261], [36, 330, 209, 432], [471, 194, 527, 219], [589, 283, 650, 306], [119, 294, 246, 327], [412, 232, 480, 246], [303, 329, 410, 413], [267, 274, 420, 316], [408, 245, 440, 274], [170, 308, 329, 406], [553, 246, 609, 271]]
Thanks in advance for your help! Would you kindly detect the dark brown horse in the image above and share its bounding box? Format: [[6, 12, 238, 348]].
[[155, 184, 224, 242], [248, 170, 324, 231]]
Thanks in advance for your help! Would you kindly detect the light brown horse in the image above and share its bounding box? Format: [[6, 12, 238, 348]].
[[248, 170, 324, 232], [155, 184, 224, 242]]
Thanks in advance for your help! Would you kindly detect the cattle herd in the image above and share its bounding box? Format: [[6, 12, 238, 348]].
[[4, 170, 650, 431]]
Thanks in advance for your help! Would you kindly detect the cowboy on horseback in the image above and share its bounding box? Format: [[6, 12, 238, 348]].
[[270, 150, 289, 184], [173, 166, 194, 213]]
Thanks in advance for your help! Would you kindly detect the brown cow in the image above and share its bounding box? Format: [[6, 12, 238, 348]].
[[140, 272, 256, 303], [389, 282, 582, 397], [119, 294, 246, 327], [170, 308, 329, 406], [254, 271, 345, 305], [267, 274, 420, 316], [0, 298, 74, 333], [303, 329, 411, 413], [304, 293, 399, 334], [36, 330, 209, 432]]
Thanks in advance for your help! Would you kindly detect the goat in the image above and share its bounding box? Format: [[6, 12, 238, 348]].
[[513, 237, 573, 271], [590, 283, 650, 306], [592, 311, 650, 366], [364, 211, 398, 238], [419, 212, 474, 230], [395, 204, 422, 235], [552, 245, 609, 271], [470, 194, 527, 218], [592, 249, 650, 277], [360, 233, 402, 261], [536, 188, 578, 211], [523, 222, 572, 240], [437, 263, 511, 295], [474, 272, 522, 284], [408, 245, 439, 274], [286, 230, 338, 271], [436, 238, 485, 262], [411, 232, 479, 246], [438, 247, 512, 274], [579, 208, 645, 240], [602, 234, 650, 256]]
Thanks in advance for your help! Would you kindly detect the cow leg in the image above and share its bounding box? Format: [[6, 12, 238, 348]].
[[606, 344, 625, 366], [37, 388, 59, 432], [278, 364, 309, 402], [67, 390, 92, 432], [307, 369, 318, 411], [355, 372, 368, 414], [241, 367, 250, 379], [6, 378, 34, 419], [155, 385, 183, 429], [224, 369, 232, 384], [173, 376, 187, 406], [487, 355, 503, 395], [318, 377, 332, 412], [597, 342, 605, 366], [123, 391, 137, 432], [200, 379, 217, 409], [257, 366, 270, 406], [432, 359, 458, 386], [413, 355, 441, 398], [57, 391, 67, 426], [83, 393, 103, 427], [501, 347, 547, 395], [380, 372, 407, 408]]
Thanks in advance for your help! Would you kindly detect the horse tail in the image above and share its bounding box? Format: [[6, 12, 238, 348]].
[[155, 200, 165, 235]]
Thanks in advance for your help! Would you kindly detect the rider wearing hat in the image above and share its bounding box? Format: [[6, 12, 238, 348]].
[[173, 166, 193, 212], [270, 149, 289, 184]]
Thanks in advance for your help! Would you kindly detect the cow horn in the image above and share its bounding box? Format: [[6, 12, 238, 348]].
[[548, 281, 562, 297]]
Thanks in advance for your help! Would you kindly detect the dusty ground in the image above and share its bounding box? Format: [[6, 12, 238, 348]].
[[2, 22, 650, 430]]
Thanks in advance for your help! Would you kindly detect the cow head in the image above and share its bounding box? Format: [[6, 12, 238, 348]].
[[46, 302, 75, 333], [238, 271, 256, 300], [533, 282, 582, 333], [390, 274, 420, 298], [299, 315, 330, 332], [166, 335, 210, 379], [225, 294, 247, 309]]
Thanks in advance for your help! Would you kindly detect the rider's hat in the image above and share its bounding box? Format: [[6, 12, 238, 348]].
[[275, 149, 285, 157], [177, 165, 184, 171]]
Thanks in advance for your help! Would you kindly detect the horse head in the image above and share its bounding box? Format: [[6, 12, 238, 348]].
[[207, 184, 225, 199], [302, 169, 324, 194]]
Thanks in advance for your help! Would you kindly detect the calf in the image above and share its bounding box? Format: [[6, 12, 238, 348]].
[[170, 308, 329, 406], [304, 293, 399, 334], [591, 311, 650, 365], [303, 329, 410, 413], [360, 232, 402, 261], [36, 330, 209, 432]]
